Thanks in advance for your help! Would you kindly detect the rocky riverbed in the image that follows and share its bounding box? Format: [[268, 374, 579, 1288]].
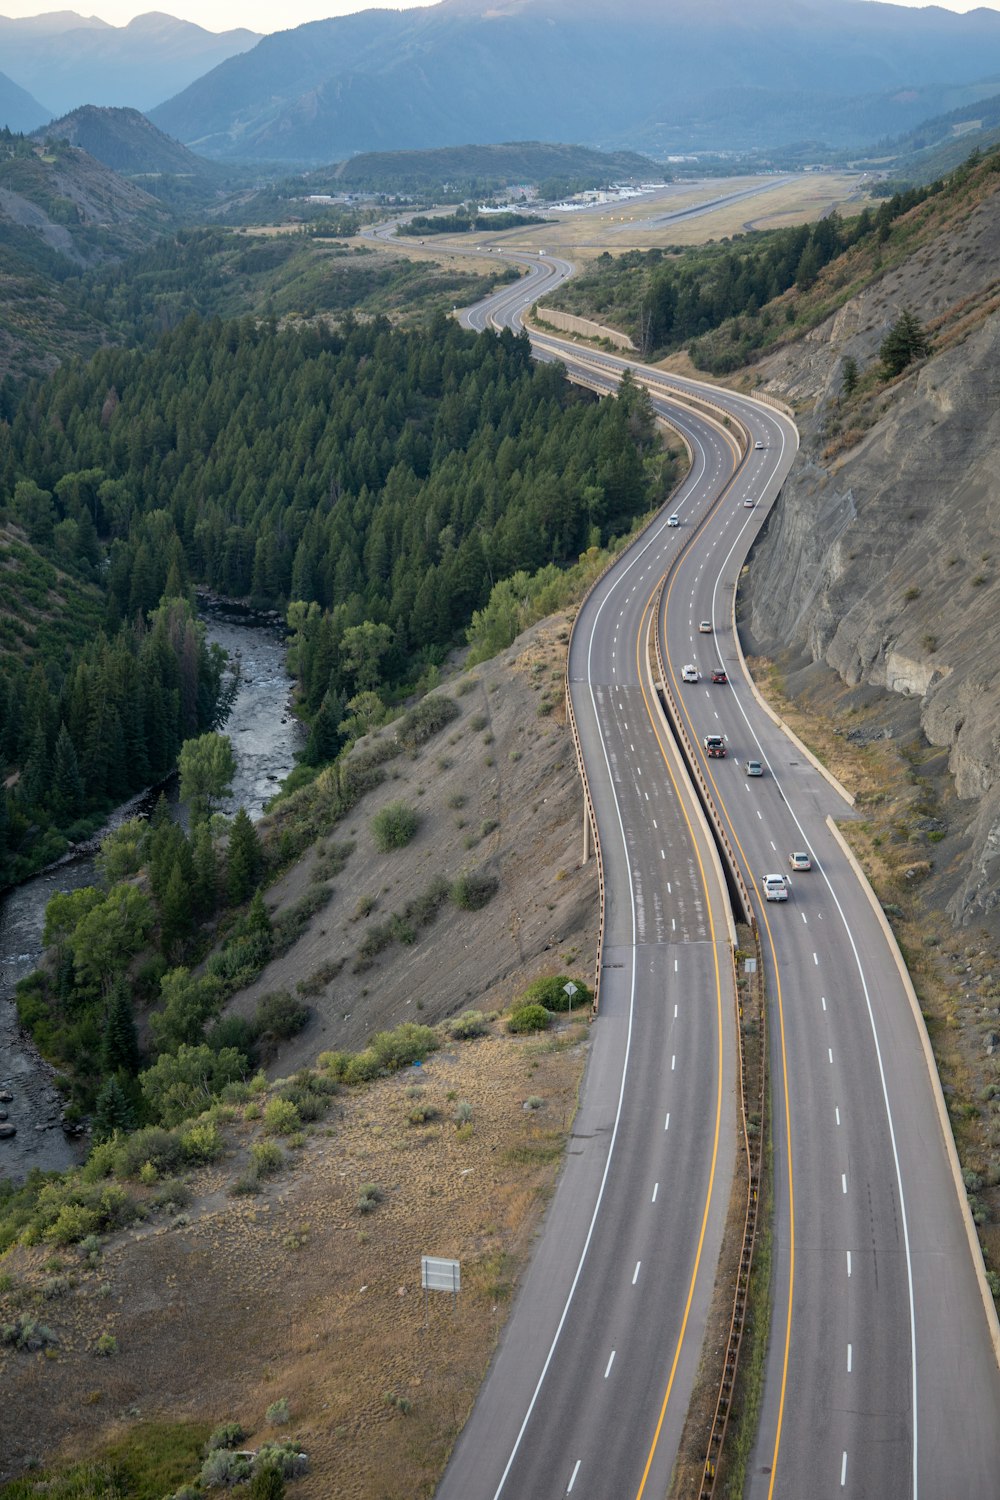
[[0, 605, 302, 1183]]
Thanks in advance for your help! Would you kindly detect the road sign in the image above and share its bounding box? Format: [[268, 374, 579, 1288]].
[[422, 1256, 460, 1293], [563, 981, 578, 1015]]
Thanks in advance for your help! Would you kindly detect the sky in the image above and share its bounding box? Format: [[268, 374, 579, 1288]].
[[0, 0, 999, 35]]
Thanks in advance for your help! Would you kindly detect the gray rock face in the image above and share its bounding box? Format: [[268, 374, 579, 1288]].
[[747, 186, 1000, 925]]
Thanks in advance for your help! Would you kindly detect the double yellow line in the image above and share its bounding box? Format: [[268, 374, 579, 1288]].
[[623, 583, 726, 1497], [660, 556, 795, 1500]]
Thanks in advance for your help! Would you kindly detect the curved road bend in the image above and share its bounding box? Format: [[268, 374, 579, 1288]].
[[484, 287, 1000, 1497], [437, 388, 746, 1496]]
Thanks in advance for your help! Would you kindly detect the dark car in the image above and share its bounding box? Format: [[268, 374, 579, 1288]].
[[711, 667, 728, 684]]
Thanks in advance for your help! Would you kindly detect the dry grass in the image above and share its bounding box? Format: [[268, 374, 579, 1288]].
[[0, 1025, 589, 1497]]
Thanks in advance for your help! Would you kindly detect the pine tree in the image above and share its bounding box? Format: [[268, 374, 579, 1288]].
[[192, 822, 218, 918], [250, 1462, 285, 1500], [879, 309, 931, 378], [52, 723, 84, 820], [841, 356, 860, 399], [102, 977, 140, 1076], [245, 887, 272, 941], [160, 858, 194, 958], [93, 1075, 136, 1141], [21, 719, 50, 809], [227, 807, 262, 904]]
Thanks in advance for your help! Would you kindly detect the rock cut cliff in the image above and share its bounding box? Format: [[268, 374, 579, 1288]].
[[745, 168, 1000, 927]]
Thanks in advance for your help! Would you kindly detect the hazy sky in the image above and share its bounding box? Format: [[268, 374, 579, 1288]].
[[1, 0, 998, 35]]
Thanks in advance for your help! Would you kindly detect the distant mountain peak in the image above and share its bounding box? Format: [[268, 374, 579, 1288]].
[[0, 9, 262, 116]]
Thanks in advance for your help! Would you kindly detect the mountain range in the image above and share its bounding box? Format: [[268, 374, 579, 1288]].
[[37, 104, 212, 178], [0, 68, 50, 132], [149, 0, 1000, 163], [0, 10, 259, 119]]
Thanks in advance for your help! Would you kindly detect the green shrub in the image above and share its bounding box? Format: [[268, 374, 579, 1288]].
[[395, 695, 459, 749], [519, 974, 592, 1011], [507, 1004, 551, 1034], [407, 1103, 439, 1124], [370, 1023, 438, 1071], [250, 1141, 284, 1178], [450, 869, 499, 911], [263, 1097, 301, 1136], [357, 1183, 384, 1214], [276, 1077, 331, 1122], [206, 1422, 246, 1452], [446, 1009, 489, 1039], [94, 1331, 118, 1357], [454, 1100, 473, 1125], [342, 1049, 383, 1084], [200, 1448, 252, 1487], [2, 1314, 57, 1351], [179, 1120, 224, 1165], [370, 801, 420, 852], [113, 1126, 184, 1180], [265, 1398, 290, 1426], [45, 1202, 101, 1246], [254, 1439, 308, 1480], [254, 991, 310, 1042]]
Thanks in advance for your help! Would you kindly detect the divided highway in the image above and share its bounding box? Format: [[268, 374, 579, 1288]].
[[438, 244, 1000, 1496]]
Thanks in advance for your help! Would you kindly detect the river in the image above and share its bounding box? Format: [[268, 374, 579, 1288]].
[[0, 603, 302, 1183]]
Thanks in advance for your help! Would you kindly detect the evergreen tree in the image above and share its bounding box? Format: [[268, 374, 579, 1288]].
[[841, 355, 860, 398], [52, 723, 84, 820], [21, 719, 49, 809], [245, 888, 272, 942], [102, 976, 140, 1076], [227, 808, 262, 904], [250, 1463, 285, 1500], [159, 858, 194, 958], [879, 309, 931, 378], [191, 821, 218, 917], [93, 1074, 136, 1140]]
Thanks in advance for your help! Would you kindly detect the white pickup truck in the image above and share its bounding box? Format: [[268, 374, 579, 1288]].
[[762, 873, 789, 902]]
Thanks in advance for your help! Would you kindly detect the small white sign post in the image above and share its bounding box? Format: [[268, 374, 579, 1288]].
[[563, 981, 578, 1017], [421, 1255, 461, 1323]]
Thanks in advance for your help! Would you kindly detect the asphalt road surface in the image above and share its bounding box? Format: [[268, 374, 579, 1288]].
[[435, 224, 1000, 1498]]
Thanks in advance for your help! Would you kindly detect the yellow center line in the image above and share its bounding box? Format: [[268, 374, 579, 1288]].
[[659, 562, 795, 1499], [631, 583, 726, 1500]]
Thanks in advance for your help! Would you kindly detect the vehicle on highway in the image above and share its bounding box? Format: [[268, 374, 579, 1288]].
[[681, 664, 699, 683], [754, 440, 765, 449], [698, 620, 712, 633], [668, 513, 680, 527], [703, 734, 726, 758], [711, 667, 728, 684], [762, 872, 789, 901], [744, 759, 763, 776], [789, 851, 812, 871], [743, 498, 756, 507]]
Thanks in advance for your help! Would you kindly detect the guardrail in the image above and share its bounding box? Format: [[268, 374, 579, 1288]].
[[563, 677, 607, 1020], [651, 582, 754, 928], [645, 453, 772, 1500], [700, 920, 767, 1497]]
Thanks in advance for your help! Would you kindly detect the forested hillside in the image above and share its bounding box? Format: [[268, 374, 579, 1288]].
[[543, 179, 944, 370], [0, 313, 666, 882]]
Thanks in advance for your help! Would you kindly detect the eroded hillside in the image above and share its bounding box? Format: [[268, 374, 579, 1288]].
[[745, 160, 1000, 931]]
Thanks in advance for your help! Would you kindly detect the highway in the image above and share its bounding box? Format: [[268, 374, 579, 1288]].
[[436, 233, 1000, 1496]]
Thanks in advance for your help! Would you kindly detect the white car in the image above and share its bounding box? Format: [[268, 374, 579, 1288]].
[[762, 873, 789, 901], [754, 440, 765, 450], [789, 851, 812, 872], [743, 497, 756, 507], [681, 664, 699, 683], [698, 620, 713, 634], [668, 513, 680, 527]]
